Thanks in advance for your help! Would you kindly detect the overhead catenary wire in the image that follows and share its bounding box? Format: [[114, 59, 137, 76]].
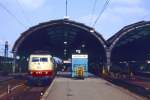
[[92, 0, 110, 27], [0, 2, 27, 28], [15, 0, 31, 26], [89, 0, 98, 25], [141, 12, 150, 20]]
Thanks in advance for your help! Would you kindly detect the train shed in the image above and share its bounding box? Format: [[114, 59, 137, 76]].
[[12, 19, 107, 74], [107, 21, 150, 74]]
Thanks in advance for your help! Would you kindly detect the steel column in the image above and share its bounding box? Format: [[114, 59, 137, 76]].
[[106, 48, 111, 72], [12, 51, 16, 73]]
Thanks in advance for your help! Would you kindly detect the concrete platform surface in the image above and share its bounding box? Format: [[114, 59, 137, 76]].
[[45, 77, 146, 100]]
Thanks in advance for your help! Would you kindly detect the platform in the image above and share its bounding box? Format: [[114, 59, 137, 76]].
[[43, 75, 145, 100]]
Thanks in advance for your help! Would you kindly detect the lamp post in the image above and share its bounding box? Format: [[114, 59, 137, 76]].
[[64, 41, 67, 60]]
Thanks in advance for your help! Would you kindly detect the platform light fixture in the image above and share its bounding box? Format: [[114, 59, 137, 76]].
[[64, 41, 67, 45], [76, 50, 81, 54], [27, 58, 29, 61], [147, 60, 150, 64], [64, 52, 67, 55], [81, 44, 85, 48], [64, 49, 67, 52], [16, 56, 20, 60]]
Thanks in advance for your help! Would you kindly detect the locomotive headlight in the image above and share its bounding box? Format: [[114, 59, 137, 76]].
[[45, 72, 48, 74], [30, 71, 33, 74]]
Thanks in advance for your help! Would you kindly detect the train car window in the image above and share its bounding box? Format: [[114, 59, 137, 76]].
[[40, 58, 48, 62], [32, 57, 39, 62]]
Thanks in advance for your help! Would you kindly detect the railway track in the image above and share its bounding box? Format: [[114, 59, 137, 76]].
[[0, 75, 49, 100], [103, 75, 150, 99], [1, 85, 48, 100]]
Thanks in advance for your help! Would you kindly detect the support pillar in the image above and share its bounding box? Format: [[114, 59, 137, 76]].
[[106, 48, 111, 73], [12, 51, 16, 73]]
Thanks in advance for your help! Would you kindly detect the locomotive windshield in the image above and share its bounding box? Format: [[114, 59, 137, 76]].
[[32, 57, 48, 62], [40, 58, 48, 62], [32, 57, 39, 62]]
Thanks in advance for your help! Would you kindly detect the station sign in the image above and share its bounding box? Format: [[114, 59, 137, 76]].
[[72, 55, 88, 58]]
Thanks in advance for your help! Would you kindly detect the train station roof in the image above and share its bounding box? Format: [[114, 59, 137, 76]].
[[107, 21, 150, 61], [107, 21, 150, 49], [13, 19, 107, 60]]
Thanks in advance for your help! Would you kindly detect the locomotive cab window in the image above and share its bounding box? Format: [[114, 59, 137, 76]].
[[31, 57, 48, 62], [40, 58, 48, 62], [32, 57, 39, 62]]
